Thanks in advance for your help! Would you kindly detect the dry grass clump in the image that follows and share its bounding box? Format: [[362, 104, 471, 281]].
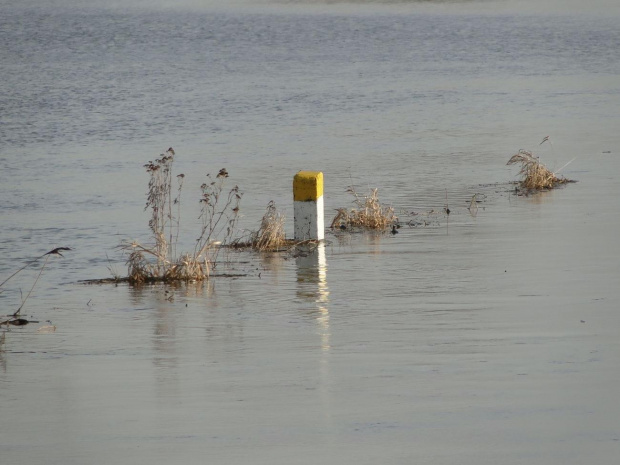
[[121, 148, 242, 284], [250, 201, 287, 251], [125, 245, 211, 284], [507, 150, 569, 190], [331, 187, 397, 231]]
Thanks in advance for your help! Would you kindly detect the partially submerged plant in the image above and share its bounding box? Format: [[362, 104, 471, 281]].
[[0, 247, 70, 326], [143, 148, 179, 271], [194, 168, 242, 265], [250, 201, 287, 251], [507, 150, 570, 191], [331, 187, 397, 231], [121, 149, 242, 284], [468, 194, 479, 217]]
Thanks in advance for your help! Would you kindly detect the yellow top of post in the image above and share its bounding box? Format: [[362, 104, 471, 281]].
[[293, 171, 323, 201]]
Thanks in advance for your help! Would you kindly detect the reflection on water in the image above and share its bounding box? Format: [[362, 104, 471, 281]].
[[521, 187, 558, 205], [364, 230, 388, 254], [296, 243, 330, 352], [258, 251, 288, 283], [153, 298, 180, 398], [295, 243, 333, 431]]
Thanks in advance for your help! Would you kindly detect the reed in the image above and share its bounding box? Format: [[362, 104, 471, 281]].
[[507, 150, 569, 191], [250, 201, 287, 251], [121, 149, 242, 284], [331, 187, 397, 231]]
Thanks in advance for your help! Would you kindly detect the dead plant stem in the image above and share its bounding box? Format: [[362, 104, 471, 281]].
[[14, 254, 50, 317]]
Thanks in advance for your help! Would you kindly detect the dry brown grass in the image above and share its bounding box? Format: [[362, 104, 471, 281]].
[[507, 150, 570, 190], [331, 187, 397, 231], [250, 201, 287, 251], [125, 246, 211, 284]]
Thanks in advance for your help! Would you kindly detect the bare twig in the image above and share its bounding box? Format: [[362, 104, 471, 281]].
[[13, 255, 50, 317], [0, 247, 71, 289]]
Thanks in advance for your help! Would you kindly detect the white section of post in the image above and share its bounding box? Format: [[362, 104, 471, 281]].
[[293, 171, 324, 241]]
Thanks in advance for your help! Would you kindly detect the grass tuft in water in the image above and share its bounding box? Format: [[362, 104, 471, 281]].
[[330, 186, 397, 231], [507, 150, 571, 191], [249, 201, 287, 251]]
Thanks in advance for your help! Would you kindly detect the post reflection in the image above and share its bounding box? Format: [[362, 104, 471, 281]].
[[295, 243, 333, 428], [295, 243, 330, 352]]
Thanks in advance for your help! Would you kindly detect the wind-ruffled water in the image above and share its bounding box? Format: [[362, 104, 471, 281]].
[[2, 1, 620, 463]]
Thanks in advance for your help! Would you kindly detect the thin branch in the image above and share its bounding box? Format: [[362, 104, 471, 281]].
[[1, 247, 71, 289], [13, 254, 50, 317]]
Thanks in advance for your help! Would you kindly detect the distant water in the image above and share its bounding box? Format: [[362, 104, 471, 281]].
[[1, 1, 620, 464]]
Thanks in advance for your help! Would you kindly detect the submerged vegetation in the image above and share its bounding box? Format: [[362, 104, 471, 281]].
[[121, 148, 242, 284], [507, 149, 571, 192], [330, 186, 397, 231]]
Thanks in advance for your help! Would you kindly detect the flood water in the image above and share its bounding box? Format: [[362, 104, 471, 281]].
[[2, 0, 620, 463]]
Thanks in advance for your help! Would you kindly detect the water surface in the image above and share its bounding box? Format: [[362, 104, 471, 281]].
[[1, 1, 620, 463]]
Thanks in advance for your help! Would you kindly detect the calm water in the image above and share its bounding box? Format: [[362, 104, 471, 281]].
[[2, 1, 620, 463]]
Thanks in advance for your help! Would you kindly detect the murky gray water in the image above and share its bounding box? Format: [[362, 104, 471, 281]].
[[2, 1, 620, 463]]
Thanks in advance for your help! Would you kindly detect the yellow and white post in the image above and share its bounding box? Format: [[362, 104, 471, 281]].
[[293, 171, 324, 241]]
